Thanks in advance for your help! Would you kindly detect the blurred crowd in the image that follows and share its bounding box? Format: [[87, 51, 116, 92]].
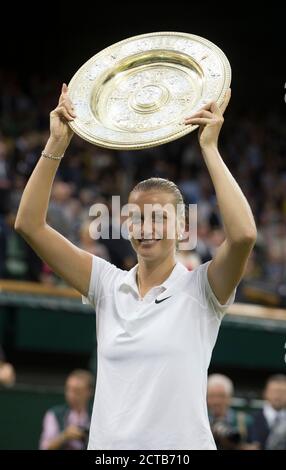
[[0, 72, 286, 304], [37, 370, 286, 450]]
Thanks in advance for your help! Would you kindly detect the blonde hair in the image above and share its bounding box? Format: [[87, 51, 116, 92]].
[[130, 177, 186, 220], [131, 177, 182, 201]]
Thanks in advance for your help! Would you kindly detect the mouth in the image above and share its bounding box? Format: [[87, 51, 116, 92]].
[[138, 238, 161, 247]]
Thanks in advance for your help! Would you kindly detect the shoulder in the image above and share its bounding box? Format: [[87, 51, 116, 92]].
[[89, 255, 124, 277], [89, 255, 129, 290], [178, 260, 236, 319], [46, 404, 69, 430], [178, 259, 211, 297], [82, 255, 128, 308], [49, 404, 69, 418]]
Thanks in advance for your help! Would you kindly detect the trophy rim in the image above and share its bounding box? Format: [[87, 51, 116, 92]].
[[68, 31, 232, 150]]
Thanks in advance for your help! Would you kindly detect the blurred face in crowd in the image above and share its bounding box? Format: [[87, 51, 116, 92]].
[[264, 380, 286, 410], [207, 384, 232, 418], [65, 375, 92, 411], [127, 190, 182, 262]]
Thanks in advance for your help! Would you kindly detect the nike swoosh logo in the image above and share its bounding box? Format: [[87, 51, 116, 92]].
[[155, 296, 172, 304]]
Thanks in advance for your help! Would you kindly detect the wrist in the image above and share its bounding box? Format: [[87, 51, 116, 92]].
[[44, 137, 69, 157]]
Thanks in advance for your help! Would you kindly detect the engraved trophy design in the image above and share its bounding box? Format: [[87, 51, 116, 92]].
[[68, 32, 231, 150]]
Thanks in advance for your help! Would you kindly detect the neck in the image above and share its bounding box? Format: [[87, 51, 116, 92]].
[[137, 254, 176, 296], [214, 409, 228, 420], [73, 404, 86, 413]]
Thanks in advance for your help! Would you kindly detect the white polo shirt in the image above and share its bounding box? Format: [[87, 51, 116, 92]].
[[82, 256, 236, 450]]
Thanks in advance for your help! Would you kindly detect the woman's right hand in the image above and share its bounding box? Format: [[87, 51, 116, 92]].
[[46, 83, 76, 156]]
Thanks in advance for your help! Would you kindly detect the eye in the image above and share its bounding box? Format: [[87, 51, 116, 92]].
[[131, 214, 142, 224], [152, 212, 165, 222]]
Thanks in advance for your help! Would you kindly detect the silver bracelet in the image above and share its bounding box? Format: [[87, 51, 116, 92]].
[[41, 151, 63, 160]]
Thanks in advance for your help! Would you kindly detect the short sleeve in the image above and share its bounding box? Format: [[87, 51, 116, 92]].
[[192, 260, 237, 320], [81, 255, 121, 310], [39, 411, 60, 450]]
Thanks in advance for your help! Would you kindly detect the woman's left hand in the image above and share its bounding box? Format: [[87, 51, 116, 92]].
[[184, 88, 231, 149]]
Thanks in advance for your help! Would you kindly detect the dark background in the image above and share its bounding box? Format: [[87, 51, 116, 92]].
[[1, 2, 285, 114]]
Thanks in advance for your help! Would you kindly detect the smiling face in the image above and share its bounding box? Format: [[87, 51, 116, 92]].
[[128, 190, 183, 262]]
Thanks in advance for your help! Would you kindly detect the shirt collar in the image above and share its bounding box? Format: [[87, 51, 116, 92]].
[[263, 403, 285, 427], [119, 260, 187, 294]]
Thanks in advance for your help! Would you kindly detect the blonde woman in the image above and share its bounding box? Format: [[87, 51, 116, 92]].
[[15, 85, 256, 449]]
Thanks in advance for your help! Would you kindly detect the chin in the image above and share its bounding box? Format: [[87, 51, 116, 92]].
[[138, 247, 160, 258], [133, 239, 174, 259], [135, 241, 160, 257]]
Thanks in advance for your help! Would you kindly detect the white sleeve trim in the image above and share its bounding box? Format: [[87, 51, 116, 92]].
[[81, 255, 121, 309], [204, 260, 237, 319], [81, 255, 99, 308]]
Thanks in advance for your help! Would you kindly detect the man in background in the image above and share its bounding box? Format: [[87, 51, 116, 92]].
[[39, 369, 94, 450], [207, 373, 253, 450], [250, 374, 286, 449]]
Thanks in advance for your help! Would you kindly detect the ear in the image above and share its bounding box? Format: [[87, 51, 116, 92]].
[[177, 217, 186, 237]]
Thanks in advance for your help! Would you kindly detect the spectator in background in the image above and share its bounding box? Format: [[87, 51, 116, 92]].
[[39, 369, 94, 450], [4, 209, 43, 281], [207, 374, 254, 449], [0, 139, 12, 215], [265, 419, 286, 450], [47, 180, 75, 238], [249, 374, 286, 449], [78, 219, 110, 260], [0, 215, 8, 277], [0, 345, 16, 387]]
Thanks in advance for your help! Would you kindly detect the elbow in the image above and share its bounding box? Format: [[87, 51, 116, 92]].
[[242, 225, 257, 244], [14, 216, 27, 235], [230, 226, 257, 247], [14, 216, 33, 237], [14, 217, 45, 239], [14, 218, 24, 234], [242, 231, 257, 249]]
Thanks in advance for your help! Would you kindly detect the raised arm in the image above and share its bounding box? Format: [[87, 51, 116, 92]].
[[185, 90, 257, 304], [14, 84, 92, 297]]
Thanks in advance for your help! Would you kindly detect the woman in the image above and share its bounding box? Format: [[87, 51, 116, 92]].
[[15, 84, 257, 450]]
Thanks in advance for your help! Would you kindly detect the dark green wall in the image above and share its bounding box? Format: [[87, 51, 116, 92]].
[[1, 304, 285, 369], [0, 386, 64, 450], [213, 320, 286, 370]]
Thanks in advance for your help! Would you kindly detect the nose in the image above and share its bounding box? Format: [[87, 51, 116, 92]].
[[141, 220, 154, 239]]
